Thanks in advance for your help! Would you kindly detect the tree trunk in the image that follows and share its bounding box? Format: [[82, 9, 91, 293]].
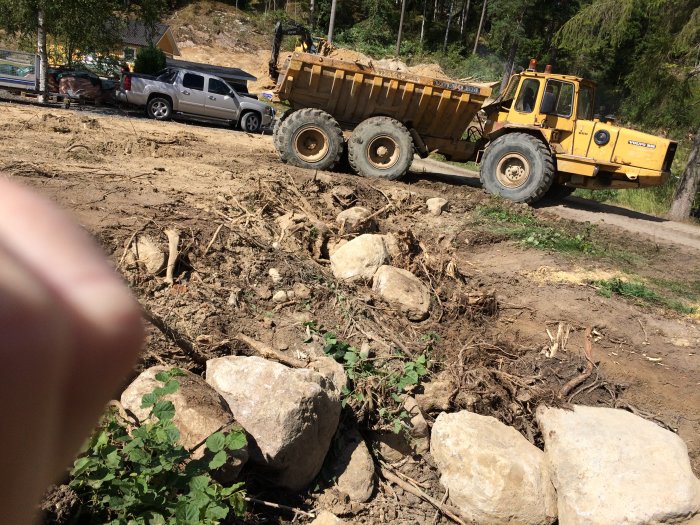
[[310, 0, 315, 29], [396, 0, 407, 56], [500, 39, 518, 91], [463, 0, 471, 43], [459, 0, 471, 40], [668, 127, 700, 220], [472, 0, 487, 55], [37, 8, 48, 103], [327, 0, 337, 42], [443, 0, 455, 53], [420, 0, 427, 45], [433, 0, 438, 21]]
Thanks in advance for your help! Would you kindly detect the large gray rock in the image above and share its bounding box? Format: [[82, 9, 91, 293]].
[[206, 356, 341, 491], [426, 197, 449, 216], [330, 426, 375, 502], [330, 234, 388, 281], [537, 405, 700, 525], [431, 411, 556, 525], [121, 366, 248, 477], [372, 265, 430, 321]]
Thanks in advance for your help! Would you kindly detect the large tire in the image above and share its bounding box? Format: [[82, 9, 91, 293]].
[[544, 183, 576, 201], [240, 111, 262, 133], [273, 109, 293, 156], [276, 108, 343, 170], [480, 133, 555, 203], [147, 96, 172, 121], [348, 117, 414, 180]]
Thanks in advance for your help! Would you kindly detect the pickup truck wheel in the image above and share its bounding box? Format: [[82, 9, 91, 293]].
[[240, 111, 262, 133], [147, 97, 172, 121], [480, 133, 555, 203], [277, 108, 343, 170], [348, 117, 413, 180]]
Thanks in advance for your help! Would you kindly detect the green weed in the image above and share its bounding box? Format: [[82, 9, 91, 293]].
[[69, 368, 247, 524], [306, 323, 431, 434], [593, 278, 698, 314], [476, 204, 537, 226]]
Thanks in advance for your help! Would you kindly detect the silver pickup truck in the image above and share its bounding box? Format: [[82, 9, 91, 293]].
[[117, 67, 274, 132]]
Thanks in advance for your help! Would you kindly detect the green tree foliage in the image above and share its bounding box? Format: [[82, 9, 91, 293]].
[[134, 44, 167, 74], [556, 0, 700, 131]]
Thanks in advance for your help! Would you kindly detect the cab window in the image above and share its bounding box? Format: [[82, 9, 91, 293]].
[[541, 80, 575, 117], [182, 73, 204, 91], [208, 78, 231, 96], [577, 86, 595, 120], [515, 79, 540, 113], [499, 76, 519, 109]]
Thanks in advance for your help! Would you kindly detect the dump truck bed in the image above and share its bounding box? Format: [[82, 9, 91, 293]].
[[276, 52, 492, 158]]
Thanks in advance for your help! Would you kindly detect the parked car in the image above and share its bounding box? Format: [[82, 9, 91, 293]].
[[117, 67, 275, 133]]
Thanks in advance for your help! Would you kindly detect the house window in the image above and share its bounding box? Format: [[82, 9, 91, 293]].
[[123, 48, 135, 61]]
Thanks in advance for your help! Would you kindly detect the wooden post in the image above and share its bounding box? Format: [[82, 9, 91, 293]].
[[396, 0, 407, 56], [472, 0, 487, 55]]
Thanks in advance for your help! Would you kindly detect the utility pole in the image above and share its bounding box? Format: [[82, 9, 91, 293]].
[[327, 0, 337, 43], [472, 0, 487, 55], [396, 0, 407, 56], [37, 8, 47, 103]]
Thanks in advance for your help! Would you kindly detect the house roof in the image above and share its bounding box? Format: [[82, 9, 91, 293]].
[[166, 58, 257, 83], [121, 20, 170, 48]]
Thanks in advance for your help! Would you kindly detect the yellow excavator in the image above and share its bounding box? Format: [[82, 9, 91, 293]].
[[269, 22, 332, 80]]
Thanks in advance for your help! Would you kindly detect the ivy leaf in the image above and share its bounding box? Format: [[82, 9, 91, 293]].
[[152, 400, 176, 422], [160, 380, 179, 396], [205, 432, 225, 453], [225, 431, 247, 451], [141, 392, 158, 408], [154, 371, 170, 383], [208, 450, 227, 469]]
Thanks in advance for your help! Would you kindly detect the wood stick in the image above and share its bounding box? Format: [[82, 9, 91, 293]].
[[164, 228, 180, 285], [236, 333, 308, 368], [142, 305, 208, 365], [203, 224, 223, 256], [244, 497, 315, 518], [380, 466, 470, 525], [559, 325, 594, 400]]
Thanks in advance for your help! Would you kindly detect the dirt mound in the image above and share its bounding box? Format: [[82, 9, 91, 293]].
[[328, 47, 373, 64], [408, 62, 451, 80]]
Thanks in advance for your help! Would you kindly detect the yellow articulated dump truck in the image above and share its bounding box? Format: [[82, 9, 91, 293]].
[[272, 54, 678, 203]]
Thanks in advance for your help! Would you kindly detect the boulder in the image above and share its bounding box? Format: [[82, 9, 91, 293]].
[[120, 366, 248, 477], [206, 356, 341, 491], [416, 376, 453, 413], [426, 197, 449, 216], [431, 411, 556, 525], [126, 235, 165, 274], [403, 396, 430, 454], [330, 234, 389, 281], [330, 426, 375, 503], [372, 265, 430, 321], [537, 405, 700, 525], [310, 511, 347, 525], [336, 206, 376, 235]]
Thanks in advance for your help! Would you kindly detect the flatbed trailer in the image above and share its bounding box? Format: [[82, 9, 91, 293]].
[[0, 48, 70, 106]]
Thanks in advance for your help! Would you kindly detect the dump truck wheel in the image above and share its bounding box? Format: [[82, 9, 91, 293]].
[[480, 133, 555, 203], [277, 108, 343, 170], [147, 97, 172, 121], [273, 109, 293, 157], [348, 117, 414, 180], [544, 183, 576, 201]]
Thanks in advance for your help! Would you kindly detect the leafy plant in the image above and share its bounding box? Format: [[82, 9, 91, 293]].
[[133, 44, 166, 74], [593, 277, 698, 314], [306, 323, 431, 433], [69, 368, 247, 525]]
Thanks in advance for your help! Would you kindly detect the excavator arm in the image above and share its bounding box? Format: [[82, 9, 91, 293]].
[[269, 21, 316, 80]]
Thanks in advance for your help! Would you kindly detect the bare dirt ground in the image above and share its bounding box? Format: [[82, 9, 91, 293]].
[[2, 100, 698, 523]]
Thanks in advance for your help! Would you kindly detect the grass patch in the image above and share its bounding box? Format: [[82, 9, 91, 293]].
[[593, 277, 698, 314]]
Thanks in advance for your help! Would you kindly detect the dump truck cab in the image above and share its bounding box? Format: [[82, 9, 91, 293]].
[[480, 62, 677, 201]]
